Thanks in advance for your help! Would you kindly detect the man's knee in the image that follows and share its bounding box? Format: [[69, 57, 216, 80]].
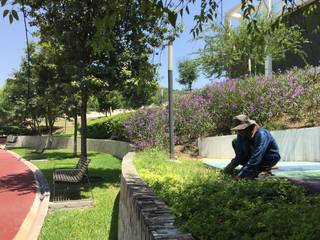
[[259, 154, 280, 172]]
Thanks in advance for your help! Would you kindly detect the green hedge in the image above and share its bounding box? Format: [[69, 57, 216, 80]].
[[135, 149, 320, 240], [87, 112, 132, 141], [0, 126, 33, 135]]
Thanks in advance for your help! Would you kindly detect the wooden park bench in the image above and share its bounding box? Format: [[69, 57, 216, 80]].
[[3, 135, 18, 149], [52, 156, 93, 201]]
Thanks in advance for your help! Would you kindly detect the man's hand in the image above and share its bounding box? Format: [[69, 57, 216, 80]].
[[224, 160, 238, 175], [224, 165, 234, 175], [233, 175, 241, 180]]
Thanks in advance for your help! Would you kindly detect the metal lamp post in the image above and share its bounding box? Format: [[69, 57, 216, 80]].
[[168, 41, 174, 159]]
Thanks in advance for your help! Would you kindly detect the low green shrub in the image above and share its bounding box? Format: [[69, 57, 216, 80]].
[[0, 126, 33, 135], [87, 112, 132, 140], [135, 149, 320, 240], [264, 121, 288, 131]]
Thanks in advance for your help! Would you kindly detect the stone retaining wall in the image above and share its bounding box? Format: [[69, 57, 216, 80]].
[[118, 152, 194, 240], [9, 136, 132, 159], [198, 127, 320, 162]]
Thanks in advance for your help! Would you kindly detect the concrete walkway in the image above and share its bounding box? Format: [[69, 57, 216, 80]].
[[0, 150, 38, 239]]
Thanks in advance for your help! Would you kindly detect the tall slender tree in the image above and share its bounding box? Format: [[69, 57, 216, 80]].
[[177, 58, 199, 91]]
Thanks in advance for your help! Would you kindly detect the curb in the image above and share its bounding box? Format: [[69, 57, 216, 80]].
[[7, 150, 50, 240]]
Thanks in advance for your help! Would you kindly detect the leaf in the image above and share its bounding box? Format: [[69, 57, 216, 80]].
[[1, 0, 7, 7], [9, 14, 13, 24], [3, 9, 9, 17], [186, 6, 190, 15], [157, 0, 163, 9], [168, 12, 177, 28], [12, 10, 19, 20], [180, 8, 183, 18]]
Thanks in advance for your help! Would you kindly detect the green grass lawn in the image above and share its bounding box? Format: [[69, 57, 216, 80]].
[[12, 148, 121, 240], [135, 149, 320, 240]]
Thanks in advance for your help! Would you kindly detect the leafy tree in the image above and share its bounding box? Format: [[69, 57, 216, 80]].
[[88, 96, 99, 112], [97, 90, 125, 116], [1, 42, 44, 134], [0, 87, 10, 125], [1, 42, 68, 135], [1, 0, 309, 38], [24, 0, 170, 158], [31, 42, 66, 135], [177, 58, 199, 91], [199, 16, 307, 78]]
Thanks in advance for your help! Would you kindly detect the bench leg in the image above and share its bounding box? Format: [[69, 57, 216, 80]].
[[52, 181, 56, 202], [84, 174, 94, 200]]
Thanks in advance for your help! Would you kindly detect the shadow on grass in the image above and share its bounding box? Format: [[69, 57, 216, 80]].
[[10, 147, 99, 160], [108, 192, 120, 240]]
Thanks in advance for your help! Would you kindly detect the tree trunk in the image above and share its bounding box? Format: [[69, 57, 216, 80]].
[[45, 117, 48, 129], [189, 82, 192, 92], [49, 120, 54, 136], [81, 90, 88, 158], [73, 113, 78, 156], [32, 119, 37, 135]]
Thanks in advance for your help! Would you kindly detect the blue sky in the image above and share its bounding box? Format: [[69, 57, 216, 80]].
[[0, 1, 237, 90]]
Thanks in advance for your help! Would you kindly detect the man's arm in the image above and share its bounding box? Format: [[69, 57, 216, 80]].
[[224, 137, 244, 174], [238, 130, 270, 178]]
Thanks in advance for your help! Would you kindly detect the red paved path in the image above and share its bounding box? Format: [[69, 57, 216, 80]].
[[0, 150, 36, 240]]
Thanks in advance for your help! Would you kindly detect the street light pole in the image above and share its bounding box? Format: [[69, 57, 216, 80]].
[[168, 41, 174, 159], [265, 0, 273, 80]]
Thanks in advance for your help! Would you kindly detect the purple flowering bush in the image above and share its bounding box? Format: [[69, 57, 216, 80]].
[[174, 93, 214, 144], [124, 66, 319, 149], [201, 78, 245, 134], [124, 107, 168, 149], [124, 93, 214, 149], [277, 66, 320, 124], [202, 66, 319, 134]]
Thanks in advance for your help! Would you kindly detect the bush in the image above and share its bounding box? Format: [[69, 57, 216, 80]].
[[124, 107, 168, 149], [201, 65, 319, 134], [174, 93, 214, 144], [124, 66, 320, 149], [87, 112, 132, 140], [0, 126, 33, 135], [135, 149, 320, 240]]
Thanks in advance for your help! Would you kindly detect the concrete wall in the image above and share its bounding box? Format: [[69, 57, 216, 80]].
[[9, 136, 133, 159], [118, 152, 193, 240], [198, 127, 320, 162]]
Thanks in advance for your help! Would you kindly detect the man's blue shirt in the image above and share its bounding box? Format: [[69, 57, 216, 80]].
[[233, 128, 280, 178]]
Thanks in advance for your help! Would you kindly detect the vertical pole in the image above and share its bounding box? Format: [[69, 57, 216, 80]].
[[64, 116, 67, 133], [22, 3, 31, 121], [168, 41, 174, 159], [265, 0, 273, 80], [265, 55, 273, 80], [160, 88, 163, 105], [268, 0, 272, 15], [248, 58, 252, 76]]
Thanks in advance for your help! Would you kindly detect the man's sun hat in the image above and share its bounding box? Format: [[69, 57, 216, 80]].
[[231, 114, 257, 131]]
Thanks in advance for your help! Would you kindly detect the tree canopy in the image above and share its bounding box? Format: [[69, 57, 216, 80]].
[[177, 58, 199, 91], [198, 15, 307, 78]]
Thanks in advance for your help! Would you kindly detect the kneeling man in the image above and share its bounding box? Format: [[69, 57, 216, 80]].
[[224, 115, 281, 179]]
